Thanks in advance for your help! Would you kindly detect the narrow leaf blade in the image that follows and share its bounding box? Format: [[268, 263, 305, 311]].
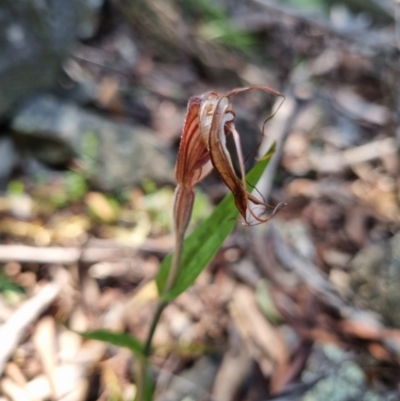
[[79, 329, 144, 357]]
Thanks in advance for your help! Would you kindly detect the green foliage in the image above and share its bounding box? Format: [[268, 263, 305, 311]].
[[283, 0, 328, 15], [7, 180, 25, 195], [198, 20, 256, 51], [0, 273, 25, 294], [114, 188, 131, 205], [77, 329, 153, 401], [181, 0, 225, 20], [0, 273, 26, 305], [142, 179, 158, 195], [80, 131, 99, 175], [181, 0, 257, 51], [79, 329, 144, 357], [64, 171, 88, 202], [156, 144, 276, 300], [57, 131, 97, 205]]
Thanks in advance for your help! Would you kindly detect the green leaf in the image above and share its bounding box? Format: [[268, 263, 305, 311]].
[[156, 143, 277, 300], [0, 273, 25, 294], [79, 329, 144, 357]]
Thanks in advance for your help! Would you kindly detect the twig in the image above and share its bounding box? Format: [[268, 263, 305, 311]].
[[310, 137, 398, 173], [0, 245, 82, 264], [0, 240, 172, 264], [0, 282, 61, 375]]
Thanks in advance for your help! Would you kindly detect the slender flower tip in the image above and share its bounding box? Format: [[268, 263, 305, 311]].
[[241, 200, 286, 226]]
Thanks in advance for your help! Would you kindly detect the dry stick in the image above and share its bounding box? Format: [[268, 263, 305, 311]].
[[311, 137, 398, 174], [0, 240, 172, 265], [0, 282, 61, 375]]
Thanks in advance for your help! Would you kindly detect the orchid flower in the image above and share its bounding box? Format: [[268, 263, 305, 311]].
[[175, 86, 284, 232]]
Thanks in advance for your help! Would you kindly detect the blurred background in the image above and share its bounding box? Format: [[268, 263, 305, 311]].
[[0, 0, 400, 400]]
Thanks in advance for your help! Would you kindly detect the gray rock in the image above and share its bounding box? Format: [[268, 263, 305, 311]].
[[0, 0, 103, 119], [12, 95, 174, 190], [270, 344, 393, 400], [0, 136, 16, 183], [349, 233, 400, 328], [300, 344, 386, 401]]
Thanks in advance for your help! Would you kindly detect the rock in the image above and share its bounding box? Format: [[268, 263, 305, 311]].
[[349, 233, 400, 327], [298, 343, 386, 401], [12, 95, 174, 191], [0, 137, 16, 185], [0, 0, 103, 119]]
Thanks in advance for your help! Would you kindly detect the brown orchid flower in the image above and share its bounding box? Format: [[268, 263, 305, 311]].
[[174, 86, 285, 230]]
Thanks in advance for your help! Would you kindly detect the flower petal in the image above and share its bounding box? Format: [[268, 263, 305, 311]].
[[208, 96, 250, 220], [175, 96, 213, 189], [207, 90, 284, 225], [176, 86, 285, 225], [199, 92, 234, 148]]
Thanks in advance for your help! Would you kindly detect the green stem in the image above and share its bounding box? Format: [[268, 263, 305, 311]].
[[137, 187, 194, 401], [135, 358, 145, 401], [143, 300, 168, 356], [163, 228, 185, 296]]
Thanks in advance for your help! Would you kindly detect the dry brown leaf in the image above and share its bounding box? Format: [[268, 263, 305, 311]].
[[85, 192, 117, 223], [212, 330, 252, 401], [229, 285, 289, 394], [32, 316, 59, 400]]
